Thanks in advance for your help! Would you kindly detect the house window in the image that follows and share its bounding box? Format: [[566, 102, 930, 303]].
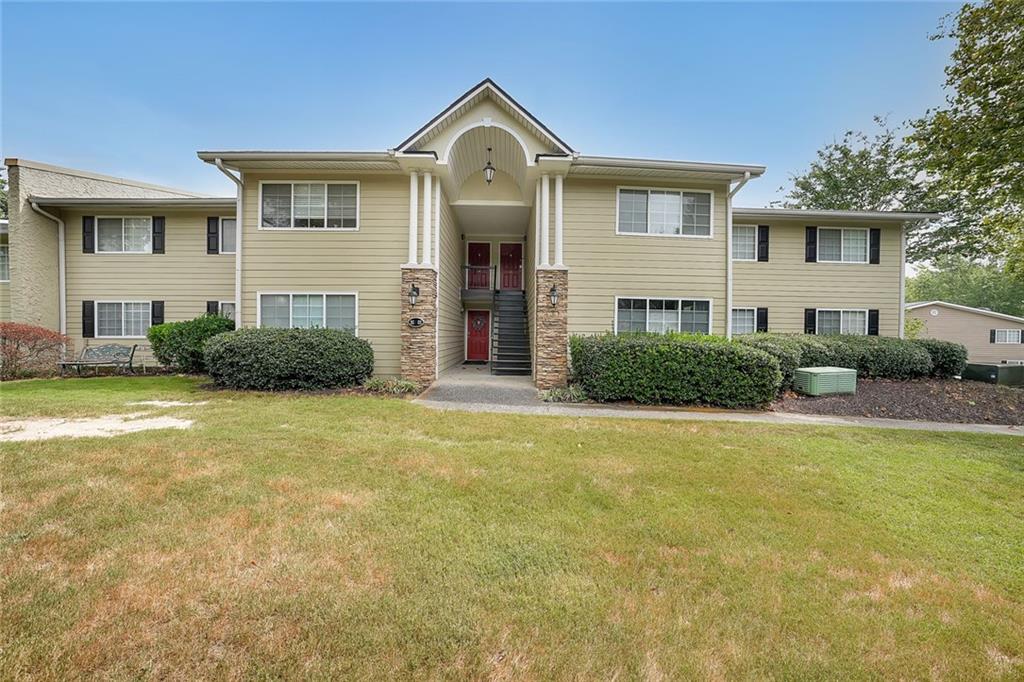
[[96, 301, 151, 338], [732, 225, 756, 261], [220, 218, 236, 254], [219, 301, 236, 321], [818, 228, 868, 263], [96, 217, 152, 253], [816, 309, 867, 336], [258, 293, 357, 332], [731, 308, 756, 335], [616, 298, 711, 334], [617, 188, 712, 237], [260, 182, 359, 230], [0, 234, 9, 282], [994, 329, 1022, 344]]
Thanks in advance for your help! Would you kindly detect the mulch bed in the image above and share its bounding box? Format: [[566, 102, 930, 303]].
[[775, 378, 1023, 425]]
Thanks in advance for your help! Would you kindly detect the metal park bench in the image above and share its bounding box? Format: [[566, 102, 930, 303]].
[[59, 344, 138, 377]]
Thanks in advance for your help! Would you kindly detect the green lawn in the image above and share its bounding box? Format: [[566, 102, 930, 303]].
[[2, 377, 1022, 679]]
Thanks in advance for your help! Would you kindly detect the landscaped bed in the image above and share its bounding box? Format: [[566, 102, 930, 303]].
[[776, 378, 1023, 425]]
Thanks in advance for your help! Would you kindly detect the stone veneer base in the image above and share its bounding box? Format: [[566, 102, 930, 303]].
[[534, 268, 569, 389], [400, 267, 438, 386]]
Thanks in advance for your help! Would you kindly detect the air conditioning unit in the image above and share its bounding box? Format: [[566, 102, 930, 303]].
[[793, 367, 857, 396]]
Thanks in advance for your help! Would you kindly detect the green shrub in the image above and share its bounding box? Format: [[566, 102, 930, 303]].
[[735, 334, 802, 390], [148, 314, 235, 373], [750, 333, 934, 381], [363, 377, 421, 395], [569, 333, 781, 408], [204, 327, 373, 391], [912, 338, 968, 378]]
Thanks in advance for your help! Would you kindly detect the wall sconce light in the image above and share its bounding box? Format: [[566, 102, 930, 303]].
[[549, 285, 559, 306], [409, 284, 420, 306], [482, 147, 496, 185]]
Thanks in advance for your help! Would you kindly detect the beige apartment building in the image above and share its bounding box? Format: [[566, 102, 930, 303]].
[[3, 79, 934, 387], [906, 301, 1024, 365]]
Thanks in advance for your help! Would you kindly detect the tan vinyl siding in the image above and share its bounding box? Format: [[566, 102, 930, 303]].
[[241, 172, 408, 376], [733, 220, 902, 337], [438, 188, 463, 372], [564, 178, 729, 336], [908, 304, 1024, 364], [63, 209, 234, 364], [0, 283, 10, 321]]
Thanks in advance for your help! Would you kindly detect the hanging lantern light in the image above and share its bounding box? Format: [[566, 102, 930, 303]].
[[483, 147, 496, 185]]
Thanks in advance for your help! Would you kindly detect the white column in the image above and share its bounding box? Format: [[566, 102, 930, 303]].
[[534, 180, 541, 267], [407, 172, 419, 265], [540, 174, 550, 266], [422, 172, 432, 266], [433, 180, 441, 267], [554, 174, 564, 267]]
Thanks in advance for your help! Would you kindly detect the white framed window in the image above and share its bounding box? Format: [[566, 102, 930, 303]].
[[816, 309, 867, 336], [219, 218, 236, 254], [994, 329, 1022, 344], [218, 301, 236, 321], [96, 301, 151, 338], [732, 225, 757, 261], [818, 228, 868, 263], [616, 187, 713, 237], [259, 182, 359, 230], [731, 308, 756, 335], [96, 217, 152, 254], [615, 297, 712, 334], [257, 292, 357, 333], [0, 234, 9, 282]]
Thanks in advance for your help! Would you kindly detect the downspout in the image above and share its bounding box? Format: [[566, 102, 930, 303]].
[[898, 225, 907, 339], [726, 171, 751, 339], [30, 202, 67, 336], [214, 158, 243, 329]]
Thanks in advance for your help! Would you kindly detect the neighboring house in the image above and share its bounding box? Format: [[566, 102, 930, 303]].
[[3, 79, 934, 387], [906, 301, 1024, 365]]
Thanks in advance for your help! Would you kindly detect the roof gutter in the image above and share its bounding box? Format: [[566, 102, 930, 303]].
[[214, 158, 244, 329], [29, 202, 67, 336], [725, 171, 752, 340]]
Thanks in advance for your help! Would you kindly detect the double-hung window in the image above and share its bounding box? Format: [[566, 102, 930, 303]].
[[731, 308, 756, 335], [0, 233, 9, 281], [220, 218, 236, 253], [818, 228, 868, 263], [219, 301, 236, 321], [616, 297, 711, 334], [994, 329, 1022, 344], [617, 188, 712, 237], [260, 182, 359, 230], [97, 217, 152, 253], [259, 293, 357, 332], [96, 301, 151, 338], [732, 225, 757, 261], [816, 309, 867, 336]]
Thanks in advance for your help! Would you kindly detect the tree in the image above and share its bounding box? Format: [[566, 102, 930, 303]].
[[906, 256, 1024, 317], [0, 170, 7, 220]]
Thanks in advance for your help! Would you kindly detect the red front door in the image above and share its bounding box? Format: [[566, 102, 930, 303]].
[[467, 242, 490, 289], [500, 243, 523, 290], [466, 310, 490, 361]]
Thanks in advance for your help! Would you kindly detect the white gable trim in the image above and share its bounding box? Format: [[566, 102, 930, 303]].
[[905, 300, 1024, 324], [439, 119, 534, 167]]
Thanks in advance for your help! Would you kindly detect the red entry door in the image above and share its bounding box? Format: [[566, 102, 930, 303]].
[[467, 243, 490, 289], [500, 243, 523, 290], [466, 311, 490, 361]]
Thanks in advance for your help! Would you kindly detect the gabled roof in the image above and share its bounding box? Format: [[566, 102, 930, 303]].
[[905, 300, 1024, 324], [395, 78, 574, 155]]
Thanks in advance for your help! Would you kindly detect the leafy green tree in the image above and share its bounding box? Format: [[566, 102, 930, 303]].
[[0, 171, 8, 220], [906, 256, 1024, 317]]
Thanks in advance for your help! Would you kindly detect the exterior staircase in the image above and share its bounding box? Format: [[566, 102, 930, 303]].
[[491, 289, 531, 375]]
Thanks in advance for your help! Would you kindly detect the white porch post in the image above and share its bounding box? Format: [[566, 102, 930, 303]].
[[541, 174, 550, 266], [534, 180, 542, 267], [433, 180, 441, 267], [421, 172, 432, 266], [554, 174, 564, 267], [407, 171, 419, 265]]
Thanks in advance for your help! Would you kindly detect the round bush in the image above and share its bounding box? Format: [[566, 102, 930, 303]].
[[736, 334, 802, 391], [841, 336, 933, 379], [148, 314, 235, 373], [204, 327, 373, 391], [912, 338, 968, 378]]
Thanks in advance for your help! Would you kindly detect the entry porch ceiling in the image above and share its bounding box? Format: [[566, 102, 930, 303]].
[[453, 202, 530, 235]]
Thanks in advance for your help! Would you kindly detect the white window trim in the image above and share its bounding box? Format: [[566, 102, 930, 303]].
[[218, 300, 236, 320], [615, 186, 715, 239], [219, 217, 236, 254], [613, 296, 714, 334], [95, 216, 153, 254], [94, 300, 152, 339], [0, 242, 9, 282], [731, 307, 757, 334], [994, 329, 1022, 344], [815, 308, 869, 335], [732, 224, 758, 262], [255, 291, 359, 335], [817, 227, 869, 264], [257, 181, 360, 232]]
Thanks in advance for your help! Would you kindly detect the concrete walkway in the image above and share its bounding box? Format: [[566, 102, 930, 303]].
[[418, 366, 1022, 437]]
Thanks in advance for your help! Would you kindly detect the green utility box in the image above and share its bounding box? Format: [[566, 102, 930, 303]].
[[963, 363, 1024, 386], [793, 366, 858, 396]]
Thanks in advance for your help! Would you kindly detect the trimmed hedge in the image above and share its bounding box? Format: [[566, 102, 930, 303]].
[[911, 338, 968, 378], [570, 333, 781, 408], [742, 333, 934, 381], [735, 335, 802, 390], [204, 327, 373, 391], [148, 314, 235, 373]]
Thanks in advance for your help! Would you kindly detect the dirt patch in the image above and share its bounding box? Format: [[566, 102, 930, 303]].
[[775, 379, 1022, 425], [0, 414, 193, 442]]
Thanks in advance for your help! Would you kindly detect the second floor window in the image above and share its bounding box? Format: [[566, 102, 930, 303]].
[[732, 225, 756, 260], [261, 183, 358, 230], [220, 218, 236, 253], [97, 217, 152, 253], [818, 228, 868, 263], [617, 188, 711, 237]]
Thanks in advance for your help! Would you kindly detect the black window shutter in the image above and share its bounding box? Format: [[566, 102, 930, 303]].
[[207, 300, 220, 315], [869, 228, 881, 264], [867, 309, 879, 336], [151, 301, 164, 326], [207, 217, 220, 254], [152, 217, 166, 254], [990, 329, 996, 343], [83, 216, 95, 253], [805, 227, 817, 262], [756, 307, 768, 332], [757, 225, 770, 262], [82, 301, 95, 338], [804, 308, 817, 334]]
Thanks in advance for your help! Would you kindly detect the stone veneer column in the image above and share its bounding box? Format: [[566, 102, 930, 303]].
[[400, 267, 438, 386], [534, 267, 569, 389]]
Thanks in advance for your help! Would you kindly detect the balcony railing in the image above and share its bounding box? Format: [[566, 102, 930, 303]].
[[464, 265, 496, 291]]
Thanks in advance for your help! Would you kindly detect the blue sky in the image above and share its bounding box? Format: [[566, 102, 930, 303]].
[[2, 2, 956, 207]]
